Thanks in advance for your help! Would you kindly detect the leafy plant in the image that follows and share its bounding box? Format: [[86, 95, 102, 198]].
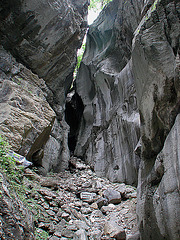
[[0, 136, 23, 183], [0, 136, 50, 239], [89, 0, 112, 11], [35, 228, 49, 240], [74, 42, 86, 77]]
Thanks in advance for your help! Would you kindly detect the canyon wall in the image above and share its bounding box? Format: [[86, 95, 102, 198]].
[[0, 0, 179, 239], [132, 0, 180, 239], [0, 0, 88, 173], [75, 0, 180, 239], [75, 0, 144, 186]]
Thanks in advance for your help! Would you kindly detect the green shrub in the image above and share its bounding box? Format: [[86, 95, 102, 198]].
[[0, 135, 23, 183]]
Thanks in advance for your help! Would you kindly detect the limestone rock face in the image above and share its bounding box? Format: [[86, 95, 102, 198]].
[[0, 47, 55, 163], [75, 0, 144, 185], [0, 0, 88, 106], [137, 114, 180, 240], [75, 0, 180, 238], [132, 0, 180, 160], [132, 0, 180, 239], [0, 0, 88, 172]]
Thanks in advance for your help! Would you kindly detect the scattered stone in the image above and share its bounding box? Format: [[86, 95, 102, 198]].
[[40, 179, 58, 189], [54, 231, 62, 238], [73, 229, 88, 240], [103, 188, 121, 204], [49, 236, 60, 240], [73, 220, 90, 230], [81, 207, 92, 214], [24, 169, 41, 181], [89, 229, 102, 240], [104, 220, 126, 239], [38, 222, 51, 231], [80, 192, 96, 203], [90, 210, 104, 223], [81, 181, 92, 188], [61, 228, 74, 238], [38, 189, 57, 199], [96, 197, 108, 209], [3, 154, 137, 239], [127, 231, 140, 240], [101, 204, 116, 214], [93, 180, 103, 189], [90, 202, 99, 210], [55, 220, 67, 232], [41, 202, 50, 210], [46, 210, 55, 216], [69, 157, 88, 170], [75, 201, 82, 208], [61, 212, 71, 221], [66, 224, 78, 231]]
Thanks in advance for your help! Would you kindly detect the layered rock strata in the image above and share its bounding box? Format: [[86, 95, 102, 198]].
[[0, 0, 88, 172]]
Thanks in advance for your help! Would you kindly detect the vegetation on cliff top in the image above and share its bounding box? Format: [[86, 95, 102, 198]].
[[89, 0, 112, 10]]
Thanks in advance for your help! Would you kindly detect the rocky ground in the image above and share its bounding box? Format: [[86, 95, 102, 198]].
[[21, 157, 139, 240]]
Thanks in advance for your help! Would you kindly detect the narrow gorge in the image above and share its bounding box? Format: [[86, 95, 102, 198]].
[[0, 0, 179, 239]]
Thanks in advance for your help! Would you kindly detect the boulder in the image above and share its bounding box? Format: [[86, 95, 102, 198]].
[[103, 188, 121, 204], [73, 229, 88, 240], [7, 150, 33, 168], [80, 192, 96, 203], [104, 220, 126, 239], [90, 210, 104, 223], [96, 197, 108, 209]]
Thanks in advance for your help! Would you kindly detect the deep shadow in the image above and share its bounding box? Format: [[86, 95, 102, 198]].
[[65, 91, 84, 153]]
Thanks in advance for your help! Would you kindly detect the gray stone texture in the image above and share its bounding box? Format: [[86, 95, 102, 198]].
[[75, 0, 180, 239], [75, 0, 144, 186], [132, 0, 180, 239], [103, 188, 121, 204], [0, 0, 179, 239], [137, 114, 180, 240], [0, 0, 88, 106], [0, 0, 88, 172], [0, 47, 55, 161], [0, 173, 35, 239]]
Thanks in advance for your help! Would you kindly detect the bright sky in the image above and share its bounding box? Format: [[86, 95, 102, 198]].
[[88, 3, 101, 25]]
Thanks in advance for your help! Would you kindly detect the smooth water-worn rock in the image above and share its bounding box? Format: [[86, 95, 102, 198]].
[[75, 0, 144, 185], [137, 114, 180, 240], [103, 188, 121, 204], [75, 0, 180, 239], [132, 0, 180, 239]]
